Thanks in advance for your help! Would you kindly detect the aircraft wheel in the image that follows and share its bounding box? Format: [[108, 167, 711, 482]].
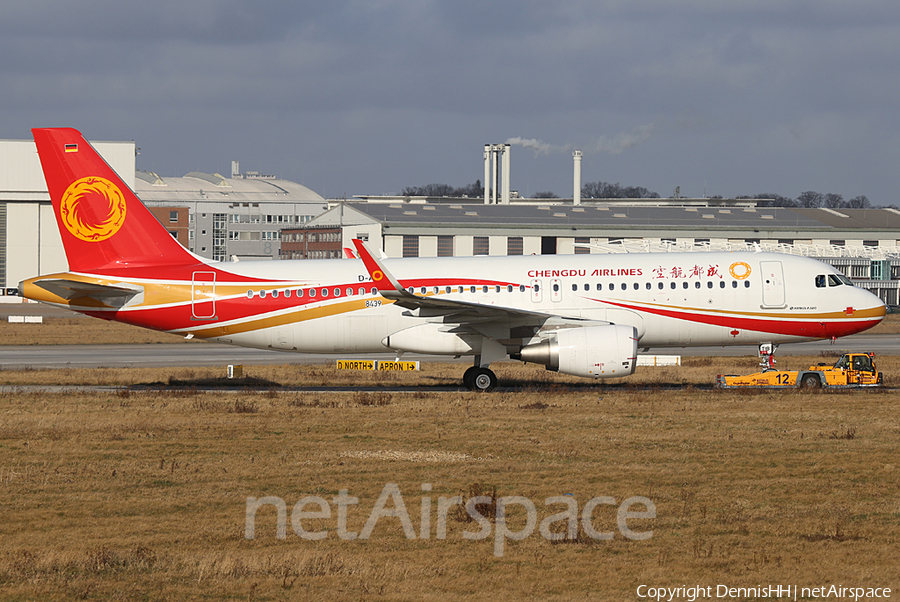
[[800, 374, 821, 389], [468, 367, 498, 392], [462, 366, 478, 390]]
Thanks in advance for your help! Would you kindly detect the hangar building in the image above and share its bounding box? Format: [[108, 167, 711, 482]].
[[282, 202, 900, 305]]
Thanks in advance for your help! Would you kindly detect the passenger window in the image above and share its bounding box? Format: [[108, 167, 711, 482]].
[[682, 282, 688, 289], [608, 283, 615, 291], [359, 287, 366, 295], [584, 284, 590, 292], [322, 288, 329, 297], [707, 281, 713, 289], [621, 283, 627, 291], [310, 289, 317, 297], [596, 283, 603, 291], [732, 281, 738, 288], [694, 281, 701, 289], [658, 282, 664, 290], [260, 290, 267, 298], [247, 290, 254, 299], [298, 289, 305, 297], [633, 283, 639, 290], [719, 281, 725, 288], [470, 286, 476, 293], [519, 285, 525, 292], [346, 287, 353, 296], [815, 275, 826, 288], [744, 281, 750, 288], [508, 285, 514, 293], [371, 287, 377, 295], [421, 287, 427, 294], [554, 283, 560, 292], [483, 285, 489, 293], [646, 282, 651, 290], [534, 284, 540, 293], [670, 282, 676, 289], [572, 284, 578, 292], [458, 286, 464, 293], [285, 289, 292, 298]]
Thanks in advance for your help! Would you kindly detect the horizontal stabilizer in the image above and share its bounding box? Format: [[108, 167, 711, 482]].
[[33, 278, 143, 307]]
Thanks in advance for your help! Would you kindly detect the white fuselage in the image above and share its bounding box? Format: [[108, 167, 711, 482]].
[[168, 251, 884, 354]]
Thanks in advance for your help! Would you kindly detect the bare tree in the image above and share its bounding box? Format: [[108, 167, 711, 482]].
[[582, 181, 659, 199], [399, 181, 483, 197], [797, 191, 824, 208], [823, 193, 844, 208]]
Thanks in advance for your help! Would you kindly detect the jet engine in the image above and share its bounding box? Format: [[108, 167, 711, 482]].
[[514, 324, 637, 378]]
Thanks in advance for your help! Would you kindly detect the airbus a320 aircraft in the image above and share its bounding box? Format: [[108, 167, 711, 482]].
[[20, 128, 887, 390]]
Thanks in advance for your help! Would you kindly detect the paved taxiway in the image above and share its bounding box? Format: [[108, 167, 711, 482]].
[[0, 333, 896, 370]]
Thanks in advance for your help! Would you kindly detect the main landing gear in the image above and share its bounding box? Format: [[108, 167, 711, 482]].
[[463, 366, 498, 392], [463, 338, 505, 391]]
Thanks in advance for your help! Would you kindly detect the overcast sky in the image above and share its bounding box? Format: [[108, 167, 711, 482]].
[[3, 1, 900, 204]]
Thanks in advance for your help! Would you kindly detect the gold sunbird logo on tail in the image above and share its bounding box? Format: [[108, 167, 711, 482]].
[[59, 176, 127, 242]]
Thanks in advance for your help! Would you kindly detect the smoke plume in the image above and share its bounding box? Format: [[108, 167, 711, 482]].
[[506, 121, 660, 156]]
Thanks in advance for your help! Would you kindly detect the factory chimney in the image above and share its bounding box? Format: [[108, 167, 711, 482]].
[[483, 144, 511, 204], [573, 150, 582, 205]]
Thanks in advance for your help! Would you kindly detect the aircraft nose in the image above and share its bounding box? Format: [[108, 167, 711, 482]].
[[859, 287, 887, 322]]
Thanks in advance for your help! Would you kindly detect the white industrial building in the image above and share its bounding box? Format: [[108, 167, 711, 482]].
[[135, 167, 326, 261], [296, 202, 900, 305]]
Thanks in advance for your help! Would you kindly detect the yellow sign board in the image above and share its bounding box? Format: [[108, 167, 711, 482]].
[[336, 359, 376, 371], [376, 360, 420, 371], [335, 360, 420, 371]]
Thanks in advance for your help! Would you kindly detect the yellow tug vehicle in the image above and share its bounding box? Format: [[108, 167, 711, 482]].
[[716, 352, 883, 389]]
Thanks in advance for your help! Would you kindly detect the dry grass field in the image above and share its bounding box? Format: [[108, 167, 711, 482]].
[[1, 356, 899, 601]]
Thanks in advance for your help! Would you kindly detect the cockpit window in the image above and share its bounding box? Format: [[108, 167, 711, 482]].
[[815, 275, 826, 288], [827, 274, 853, 287]]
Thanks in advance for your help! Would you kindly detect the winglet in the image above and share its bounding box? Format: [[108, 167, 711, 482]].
[[352, 239, 408, 298]]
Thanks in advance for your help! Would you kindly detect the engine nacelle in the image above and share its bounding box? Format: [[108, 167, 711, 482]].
[[383, 323, 479, 355], [515, 324, 637, 378]]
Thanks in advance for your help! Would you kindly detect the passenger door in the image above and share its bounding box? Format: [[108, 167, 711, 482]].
[[191, 271, 217, 319], [759, 261, 786, 308]]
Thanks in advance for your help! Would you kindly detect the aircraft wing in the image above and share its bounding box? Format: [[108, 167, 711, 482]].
[[351, 239, 594, 323]]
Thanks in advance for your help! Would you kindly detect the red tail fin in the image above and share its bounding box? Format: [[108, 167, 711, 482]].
[[32, 127, 197, 272]]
